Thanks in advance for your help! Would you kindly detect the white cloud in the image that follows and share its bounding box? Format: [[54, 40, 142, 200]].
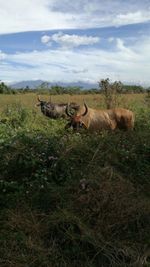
[[0, 0, 150, 34], [116, 38, 137, 58], [41, 32, 100, 48], [1, 36, 150, 85], [41, 35, 51, 44], [0, 50, 6, 60], [0, 0, 74, 34], [114, 11, 150, 26]]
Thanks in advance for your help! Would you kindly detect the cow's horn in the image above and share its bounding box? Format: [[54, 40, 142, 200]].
[[81, 103, 88, 116], [65, 103, 73, 117]]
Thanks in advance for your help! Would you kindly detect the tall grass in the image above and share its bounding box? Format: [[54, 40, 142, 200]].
[[0, 94, 150, 267]]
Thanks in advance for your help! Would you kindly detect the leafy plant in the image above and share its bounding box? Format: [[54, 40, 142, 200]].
[[98, 78, 123, 108]]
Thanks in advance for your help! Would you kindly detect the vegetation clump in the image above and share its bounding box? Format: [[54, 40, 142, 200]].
[[0, 94, 150, 267]]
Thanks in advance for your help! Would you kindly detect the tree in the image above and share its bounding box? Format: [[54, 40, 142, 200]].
[[0, 82, 11, 94], [98, 78, 122, 109]]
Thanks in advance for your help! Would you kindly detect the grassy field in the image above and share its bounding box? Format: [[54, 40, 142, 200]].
[[0, 92, 146, 109], [0, 93, 150, 267]]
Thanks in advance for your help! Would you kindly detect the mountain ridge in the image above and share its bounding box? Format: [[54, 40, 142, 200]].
[[10, 80, 98, 89]]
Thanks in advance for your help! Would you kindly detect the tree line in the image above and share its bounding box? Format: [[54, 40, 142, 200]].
[[0, 80, 149, 95]]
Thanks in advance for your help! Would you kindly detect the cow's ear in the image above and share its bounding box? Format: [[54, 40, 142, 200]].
[[80, 120, 88, 129]]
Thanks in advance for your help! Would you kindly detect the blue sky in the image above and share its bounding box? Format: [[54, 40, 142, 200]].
[[0, 0, 150, 85]]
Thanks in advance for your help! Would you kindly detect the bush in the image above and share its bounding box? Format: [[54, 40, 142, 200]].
[[99, 78, 122, 108], [0, 101, 150, 267]]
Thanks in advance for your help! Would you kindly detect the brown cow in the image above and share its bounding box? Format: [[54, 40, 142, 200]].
[[65, 103, 134, 131]]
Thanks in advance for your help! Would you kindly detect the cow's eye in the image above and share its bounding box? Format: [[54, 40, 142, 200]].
[[79, 122, 84, 128]]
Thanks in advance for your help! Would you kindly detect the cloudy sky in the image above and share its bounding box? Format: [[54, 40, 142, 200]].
[[0, 0, 150, 85]]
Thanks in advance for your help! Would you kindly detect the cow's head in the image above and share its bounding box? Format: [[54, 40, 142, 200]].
[[65, 102, 88, 130], [36, 96, 80, 119], [36, 95, 54, 115]]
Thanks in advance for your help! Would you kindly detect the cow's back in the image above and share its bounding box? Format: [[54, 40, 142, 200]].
[[80, 108, 114, 131], [112, 108, 134, 130]]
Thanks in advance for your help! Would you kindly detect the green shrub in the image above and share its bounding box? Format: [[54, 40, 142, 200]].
[[0, 101, 150, 267]]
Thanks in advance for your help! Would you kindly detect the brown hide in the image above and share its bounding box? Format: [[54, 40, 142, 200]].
[[66, 104, 134, 131]]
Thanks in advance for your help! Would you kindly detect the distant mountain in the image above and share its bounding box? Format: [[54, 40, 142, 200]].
[[10, 80, 44, 89], [10, 80, 98, 90]]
